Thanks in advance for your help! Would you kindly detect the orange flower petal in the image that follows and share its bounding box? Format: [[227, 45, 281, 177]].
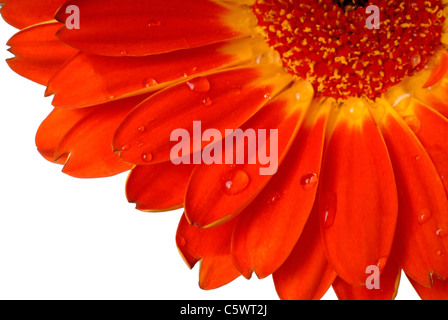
[[408, 100, 448, 193], [113, 66, 291, 165], [46, 38, 256, 108], [332, 259, 401, 300], [272, 207, 337, 300], [408, 275, 448, 300], [126, 163, 194, 212], [54, 0, 253, 56], [413, 77, 448, 119], [176, 214, 240, 290], [7, 21, 77, 86], [319, 98, 398, 286], [36, 107, 94, 164], [423, 51, 448, 89], [37, 94, 151, 178], [379, 107, 448, 287], [185, 81, 313, 228], [0, 0, 66, 29], [199, 257, 241, 291], [231, 99, 329, 279]]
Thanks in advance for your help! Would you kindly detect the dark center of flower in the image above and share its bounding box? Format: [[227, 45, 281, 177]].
[[337, 0, 369, 12], [253, 0, 445, 100]]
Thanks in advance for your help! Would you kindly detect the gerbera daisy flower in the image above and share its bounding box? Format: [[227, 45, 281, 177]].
[[2, 0, 448, 300]]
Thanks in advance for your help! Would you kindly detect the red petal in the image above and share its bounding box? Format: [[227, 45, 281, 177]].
[[185, 81, 313, 228], [176, 214, 240, 289], [36, 107, 94, 164], [55, 0, 253, 56], [199, 257, 241, 291], [231, 99, 329, 279], [7, 22, 77, 86], [408, 100, 448, 193], [332, 259, 401, 300], [46, 38, 255, 108], [272, 207, 337, 300], [1, 0, 66, 29], [126, 163, 194, 212], [379, 106, 448, 287], [37, 94, 151, 178], [319, 98, 398, 285], [113, 66, 292, 165], [408, 275, 448, 300]]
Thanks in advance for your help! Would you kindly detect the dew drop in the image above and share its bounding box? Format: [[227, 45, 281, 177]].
[[138, 125, 146, 133], [178, 236, 186, 247], [436, 228, 448, 238], [321, 192, 337, 229], [223, 170, 250, 196], [403, 115, 422, 134], [142, 78, 158, 88], [411, 54, 421, 68], [147, 20, 161, 27], [121, 144, 130, 151], [342, 98, 365, 120], [137, 141, 145, 148], [267, 191, 282, 205], [376, 256, 388, 273], [415, 155, 422, 161], [264, 93, 272, 100], [120, 50, 128, 56], [142, 152, 153, 163], [418, 208, 432, 225], [436, 250, 443, 256], [186, 77, 210, 93], [300, 173, 318, 190], [202, 97, 212, 107]]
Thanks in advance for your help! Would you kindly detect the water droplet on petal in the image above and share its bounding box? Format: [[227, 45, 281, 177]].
[[415, 155, 422, 161], [138, 125, 146, 133], [418, 208, 432, 225], [403, 115, 422, 134], [121, 144, 130, 151], [148, 20, 161, 27], [142, 152, 153, 163], [436, 228, 448, 238], [376, 256, 388, 273], [264, 93, 272, 100], [267, 191, 282, 205], [120, 50, 128, 56], [178, 236, 186, 247], [321, 192, 337, 229], [300, 173, 318, 190], [436, 250, 443, 256], [223, 170, 250, 195], [342, 98, 366, 120], [202, 97, 212, 107], [186, 77, 210, 93], [411, 54, 421, 68], [142, 78, 158, 88], [137, 141, 145, 148]]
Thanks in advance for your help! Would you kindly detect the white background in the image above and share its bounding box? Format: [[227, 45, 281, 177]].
[[0, 18, 419, 300]]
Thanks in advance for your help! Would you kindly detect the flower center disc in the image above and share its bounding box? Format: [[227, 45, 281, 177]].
[[253, 0, 445, 100]]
